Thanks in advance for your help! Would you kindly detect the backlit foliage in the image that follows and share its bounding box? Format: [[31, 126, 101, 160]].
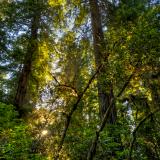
[[0, 0, 159, 159]]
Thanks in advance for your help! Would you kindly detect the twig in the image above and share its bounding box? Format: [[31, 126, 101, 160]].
[[52, 75, 79, 96]]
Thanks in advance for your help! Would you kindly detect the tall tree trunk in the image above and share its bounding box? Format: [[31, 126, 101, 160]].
[[87, 0, 117, 159], [14, 11, 40, 117], [89, 0, 116, 122]]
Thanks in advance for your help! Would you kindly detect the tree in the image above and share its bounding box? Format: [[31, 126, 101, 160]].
[[0, 0, 159, 159], [89, 0, 116, 123], [14, 0, 40, 117]]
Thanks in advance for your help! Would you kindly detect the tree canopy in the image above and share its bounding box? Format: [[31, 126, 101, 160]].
[[0, 0, 160, 159]]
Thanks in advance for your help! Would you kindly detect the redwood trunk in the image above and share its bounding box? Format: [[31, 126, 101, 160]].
[[14, 13, 39, 117], [89, 0, 116, 123]]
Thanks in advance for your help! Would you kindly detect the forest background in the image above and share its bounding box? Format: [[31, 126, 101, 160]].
[[0, 0, 160, 159]]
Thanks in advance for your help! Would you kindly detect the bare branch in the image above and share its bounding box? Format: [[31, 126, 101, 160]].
[[54, 64, 102, 159], [51, 75, 60, 85], [51, 74, 79, 96], [87, 66, 138, 160]]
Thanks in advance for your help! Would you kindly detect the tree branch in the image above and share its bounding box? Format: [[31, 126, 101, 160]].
[[87, 68, 137, 160], [54, 64, 102, 159], [52, 74, 79, 96]]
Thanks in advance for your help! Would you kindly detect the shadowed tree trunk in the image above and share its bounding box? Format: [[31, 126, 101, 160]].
[[14, 8, 40, 117], [89, 0, 116, 123], [87, 0, 117, 159]]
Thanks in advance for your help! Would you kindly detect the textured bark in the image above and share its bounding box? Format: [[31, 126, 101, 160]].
[[87, 1, 117, 158], [14, 12, 40, 117], [89, 0, 116, 122]]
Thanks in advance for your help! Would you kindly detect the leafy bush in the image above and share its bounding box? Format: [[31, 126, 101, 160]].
[[0, 102, 32, 159], [0, 102, 18, 130]]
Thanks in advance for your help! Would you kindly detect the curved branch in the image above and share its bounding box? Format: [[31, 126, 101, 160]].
[[87, 58, 142, 160], [54, 64, 102, 160], [52, 75, 79, 96], [87, 70, 136, 160]]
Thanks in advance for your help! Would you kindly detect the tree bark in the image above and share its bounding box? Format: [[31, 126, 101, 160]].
[[14, 10, 40, 117], [89, 0, 116, 122]]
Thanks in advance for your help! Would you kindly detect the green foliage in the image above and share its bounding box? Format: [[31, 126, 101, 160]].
[[0, 102, 18, 130], [1, 126, 31, 159], [0, 103, 32, 159], [0, 0, 159, 159]]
